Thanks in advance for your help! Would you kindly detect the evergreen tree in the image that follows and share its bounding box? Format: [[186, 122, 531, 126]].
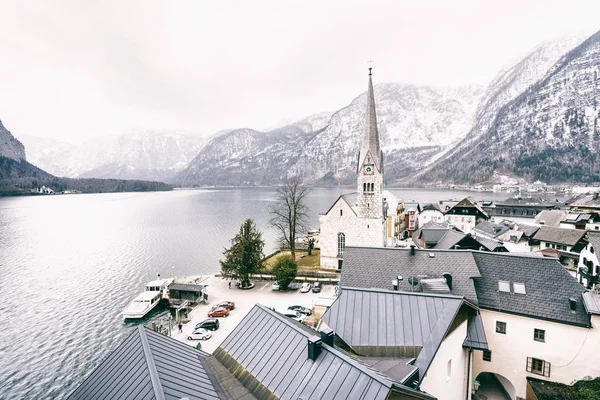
[[220, 219, 265, 288]]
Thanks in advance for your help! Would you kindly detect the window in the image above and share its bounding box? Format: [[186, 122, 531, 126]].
[[545, 243, 550, 248], [527, 357, 551, 377], [483, 350, 492, 362], [496, 321, 507, 334], [498, 281, 510, 293], [446, 359, 452, 381], [534, 328, 545, 342], [340, 209, 343, 217], [592, 247, 595, 254], [337, 233, 345, 257], [513, 283, 526, 294], [596, 265, 599, 275], [583, 257, 588, 265]]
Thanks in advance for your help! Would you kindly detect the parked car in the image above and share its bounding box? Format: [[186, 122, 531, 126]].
[[289, 283, 299, 291], [187, 328, 212, 341], [287, 305, 312, 316], [272, 281, 280, 291], [208, 307, 230, 318], [312, 282, 322, 293], [195, 319, 220, 331], [283, 310, 306, 323], [211, 301, 235, 311], [300, 282, 311, 293]]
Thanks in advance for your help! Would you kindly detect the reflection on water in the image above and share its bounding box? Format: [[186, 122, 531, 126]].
[[0, 187, 518, 399]]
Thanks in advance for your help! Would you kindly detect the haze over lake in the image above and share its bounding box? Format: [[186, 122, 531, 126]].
[[0, 188, 518, 399]]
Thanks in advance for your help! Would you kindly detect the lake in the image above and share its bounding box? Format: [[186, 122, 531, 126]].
[[0, 187, 515, 399]]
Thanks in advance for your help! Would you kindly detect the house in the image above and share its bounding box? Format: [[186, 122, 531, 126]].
[[319, 68, 388, 270], [474, 220, 540, 252], [383, 190, 403, 247], [533, 210, 568, 227], [414, 221, 507, 252], [418, 203, 444, 227], [338, 246, 600, 400], [168, 283, 206, 306], [567, 192, 600, 212], [530, 226, 587, 253], [321, 287, 488, 400], [576, 231, 600, 289], [444, 198, 489, 233], [67, 325, 255, 400], [213, 303, 437, 400], [488, 197, 559, 220], [404, 202, 421, 237]]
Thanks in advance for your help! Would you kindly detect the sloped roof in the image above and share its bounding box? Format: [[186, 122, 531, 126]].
[[496, 197, 555, 207], [532, 226, 587, 246], [215, 304, 409, 400], [445, 198, 489, 218], [534, 210, 568, 227], [169, 283, 204, 292], [472, 252, 590, 327], [321, 192, 358, 216], [434, 230, 466, 249], [518, 223, 541, 238], [471, 234, 506, 252], [582, 291, 600, 315], [569, 193, 600, 209], [496, 230, 524, 243], [322, 287, 475, 385], [340, 247, 481, 303], [68, 326, 226, 400], [472, 221, 510, 238], [586, 231, 600, 254], [462, 313, 488, 350], [421, 203, 442, 213]]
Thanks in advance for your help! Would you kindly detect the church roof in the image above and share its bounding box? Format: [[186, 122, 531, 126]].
[[358, 70, 382, 172], [320, 192, 359, 216]]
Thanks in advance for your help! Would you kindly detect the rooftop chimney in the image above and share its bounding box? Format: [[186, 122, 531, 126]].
[[594, 193, 599, 201], [308, 335, 322, 361], [569, 298, 577, 312], [410, 245, 416, 256], [320, 327, 334, 347], [443, 273, 453, 291]]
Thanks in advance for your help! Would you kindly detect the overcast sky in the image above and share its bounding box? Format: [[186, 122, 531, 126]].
[[1, 0, 598, 143]]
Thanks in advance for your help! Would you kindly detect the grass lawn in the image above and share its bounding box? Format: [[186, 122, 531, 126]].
[[264, 250, 321, 271]]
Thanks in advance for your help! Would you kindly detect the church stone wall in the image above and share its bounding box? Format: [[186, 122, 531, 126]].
[[319, 198, 385, 269]]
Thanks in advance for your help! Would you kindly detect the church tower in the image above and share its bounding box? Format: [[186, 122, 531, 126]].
[[356, 66, 384, 219]]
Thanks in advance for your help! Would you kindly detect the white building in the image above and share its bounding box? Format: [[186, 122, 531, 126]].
[[319, 68, 387, 270], [418, 203, 444, 227], [444, 197, 489, 233], [577, 231, 600, 288]]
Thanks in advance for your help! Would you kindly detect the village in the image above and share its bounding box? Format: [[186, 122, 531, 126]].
[[68, 69, 600, 400]]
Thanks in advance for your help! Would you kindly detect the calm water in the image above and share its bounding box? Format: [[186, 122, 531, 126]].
[[0, 187, 514, 399]]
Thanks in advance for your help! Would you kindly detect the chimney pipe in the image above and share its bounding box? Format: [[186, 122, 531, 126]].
[[320, 327, 334, 347], [569, 298, 577, 312], [443, 273, 453, 291], [410, 245, 416, 256], [308, 335, 322, 361]]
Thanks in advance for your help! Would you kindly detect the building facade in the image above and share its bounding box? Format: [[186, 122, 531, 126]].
[[319, 68, 387, 269]]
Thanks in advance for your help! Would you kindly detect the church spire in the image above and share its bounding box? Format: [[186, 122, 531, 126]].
[[358, 65, 382, 172]]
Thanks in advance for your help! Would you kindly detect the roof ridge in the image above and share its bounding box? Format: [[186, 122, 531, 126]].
[[138, 326, 166, 400], [341, 286, 465, 300]]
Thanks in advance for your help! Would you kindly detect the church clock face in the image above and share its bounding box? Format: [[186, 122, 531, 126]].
[[364, 165, 374, 175]]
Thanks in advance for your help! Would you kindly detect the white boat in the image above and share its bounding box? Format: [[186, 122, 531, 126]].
[[123, 278, 172, 319]]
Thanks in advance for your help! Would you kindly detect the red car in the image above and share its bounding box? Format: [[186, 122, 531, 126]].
[[208, 307, 230, 318], [211, 301, 235, 311]]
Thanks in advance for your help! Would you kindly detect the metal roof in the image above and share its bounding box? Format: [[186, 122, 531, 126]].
[[462, 313, 488, 350], [472, 252, 590, 327], [215, 304, 414, 400], [340, 247, 481, 303], [322, 287, 470, 384], [582, 291, 600, 315], [68, 326, 224, 400], [169, 283, 204, 292]]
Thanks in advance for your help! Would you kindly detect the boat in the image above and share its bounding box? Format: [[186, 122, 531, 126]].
[[123, 278, 172, 319]]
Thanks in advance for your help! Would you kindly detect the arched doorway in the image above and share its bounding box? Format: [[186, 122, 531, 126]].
[[473, 372, 516, 400]]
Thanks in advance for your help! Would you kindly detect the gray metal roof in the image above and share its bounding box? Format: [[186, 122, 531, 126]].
[[355, 357, 418, 384], [472, 221, 510, 238], [517, 223, 541, 237], [532, 226, 586, 246], [169, 283, 204, 292], [68, 326, 224, 400], [463, 313, 488, 350], [215, 304, 406, 400], [472, 252, 590, 327], [582, 291, 600, 315], [340, 247, 481, 303], [586, 231, 600, 255], [421, 203, 442, 212], [322, 287, 471, 385]]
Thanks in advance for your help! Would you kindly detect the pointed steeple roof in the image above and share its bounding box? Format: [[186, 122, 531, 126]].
[[358, 67, 382, 171]]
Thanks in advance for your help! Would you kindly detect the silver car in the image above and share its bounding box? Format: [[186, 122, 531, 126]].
[[187, 328, 212, 341]]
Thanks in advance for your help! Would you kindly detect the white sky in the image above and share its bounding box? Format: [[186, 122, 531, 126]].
[[1, 0, 598, 143]]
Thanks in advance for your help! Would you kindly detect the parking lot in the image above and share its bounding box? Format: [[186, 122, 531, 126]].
[[170, 276, 336, 354]]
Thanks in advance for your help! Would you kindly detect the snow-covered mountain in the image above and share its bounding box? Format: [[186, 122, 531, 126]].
[[421, 31, 600, 183], [174, 84, 484, 186], [19, 129, 206, 181], [0, 119, 26, 161]]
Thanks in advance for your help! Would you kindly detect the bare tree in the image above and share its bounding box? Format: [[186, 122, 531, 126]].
[[269, 177, 311, 258]]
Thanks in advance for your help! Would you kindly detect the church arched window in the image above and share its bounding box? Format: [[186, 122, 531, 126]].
[[340, 209, 343, 217], [337, 233, 345, 257], [363, 183, 367, 192], [370, 183, 374, 192]]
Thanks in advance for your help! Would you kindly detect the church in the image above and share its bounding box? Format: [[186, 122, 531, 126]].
[[319, 68, 390, 270]]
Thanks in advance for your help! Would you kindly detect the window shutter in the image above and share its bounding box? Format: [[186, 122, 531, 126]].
[[526, 357, 532, 372], [544, 361, 551, 377]]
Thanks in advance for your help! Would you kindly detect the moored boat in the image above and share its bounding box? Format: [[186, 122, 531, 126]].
[[123, 278, 172, 319]]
